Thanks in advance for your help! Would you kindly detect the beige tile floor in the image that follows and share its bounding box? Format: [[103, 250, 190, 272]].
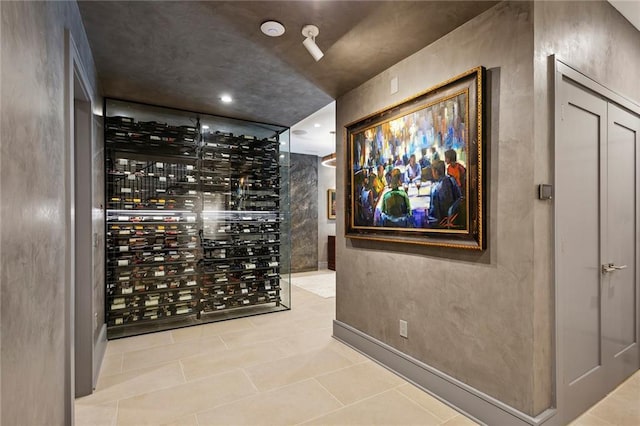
[[77, 271, 639, 426], [570, 371, 640, 426]]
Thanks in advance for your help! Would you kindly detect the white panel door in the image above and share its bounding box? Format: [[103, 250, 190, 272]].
[[557, 75, 639, 423], [557, 76, 608, 422], [603, 103, 639, 390]]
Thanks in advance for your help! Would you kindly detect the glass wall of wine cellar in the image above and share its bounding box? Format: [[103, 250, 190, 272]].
[[104, 99, 291, 338]]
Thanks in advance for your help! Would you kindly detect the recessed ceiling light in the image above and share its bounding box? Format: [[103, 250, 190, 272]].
[[261, 21, 285, 37], [314, 123, 321, 128], [220, 95, 232, 103]]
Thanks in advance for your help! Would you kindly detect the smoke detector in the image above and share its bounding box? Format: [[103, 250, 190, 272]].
[[261, 21, 285, 37]]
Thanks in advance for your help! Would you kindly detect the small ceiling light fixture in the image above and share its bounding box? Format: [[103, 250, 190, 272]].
[[314, 123, 321, 128], [260, 21, 285, 37], [220, 94, 233, 103], [301, 25, 324, 61], [321, 152, 336, 168]]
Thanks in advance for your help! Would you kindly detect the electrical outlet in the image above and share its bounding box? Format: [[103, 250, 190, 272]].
[[399, 320, 408, 338]]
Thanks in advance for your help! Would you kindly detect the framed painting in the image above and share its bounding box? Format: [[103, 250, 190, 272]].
[[328, 189, 337, 219], [345, 67, 485, 250]]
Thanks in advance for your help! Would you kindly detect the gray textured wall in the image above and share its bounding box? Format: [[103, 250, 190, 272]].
[[317, 158, 336, 268], [534, 1, 640, 104], [280, 155, 292, 277], [335, 1, 542, 415], [531, 0, 640, 413], [290, 153, 318, 272], [0, 1, 98, 424]]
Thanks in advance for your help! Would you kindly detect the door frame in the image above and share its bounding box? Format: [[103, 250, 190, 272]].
[[73, 76, 93, 398], [553, 56, 640, 424], [64, 28, 97, 424]]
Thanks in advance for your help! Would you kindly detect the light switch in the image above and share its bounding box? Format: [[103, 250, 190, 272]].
[[390, 76, 398, 94]]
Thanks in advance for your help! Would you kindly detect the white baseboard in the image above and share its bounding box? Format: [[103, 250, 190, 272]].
[[333, 320, 557, 426]]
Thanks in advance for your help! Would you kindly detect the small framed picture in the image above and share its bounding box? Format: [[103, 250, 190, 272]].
[[328, 189, 336, 219]]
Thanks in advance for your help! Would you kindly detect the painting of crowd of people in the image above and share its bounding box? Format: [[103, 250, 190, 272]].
[[349, 92, 469, 232], [345, 67, 484, 249]]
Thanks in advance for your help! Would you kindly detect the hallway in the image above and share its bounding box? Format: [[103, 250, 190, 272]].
[[75, 273, 477, 425], [76, 271, 639, 425]]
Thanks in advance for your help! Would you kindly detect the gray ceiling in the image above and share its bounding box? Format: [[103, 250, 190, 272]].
[[78, 1, 497, 128]]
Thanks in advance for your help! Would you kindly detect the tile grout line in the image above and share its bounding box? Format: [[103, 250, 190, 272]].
[[178, 359, 188, 383], [119, 356, 201, 376], [293, 386, 406, 426], [240, 367, 261, 394], [241, 370, 320, 395], [312, 359, 371, 380], [116, 368, 261, 424], [91, 362, 196, 406], [199, 377, 349, 426], [243, 356, 368, 394], [393, 386, 460, 424], [310, 377, 345, 407], [218, 334, 230, 350], [219, 326, 318, 353], [188, 369, 267, 421], [118, 353, 124, 375], [113, 399, 119, 426], [109, 332, 175, 357], [110, 340, 178, 359], [118, 335, 229, 375]]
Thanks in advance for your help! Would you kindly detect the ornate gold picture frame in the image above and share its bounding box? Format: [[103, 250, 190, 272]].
[[345, 67, 485, 250]]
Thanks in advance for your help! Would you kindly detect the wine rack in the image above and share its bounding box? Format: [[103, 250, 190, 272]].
[[105, 166, 201, 328], [104, 98, 290, 338], [198, 131, 282, 316]]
